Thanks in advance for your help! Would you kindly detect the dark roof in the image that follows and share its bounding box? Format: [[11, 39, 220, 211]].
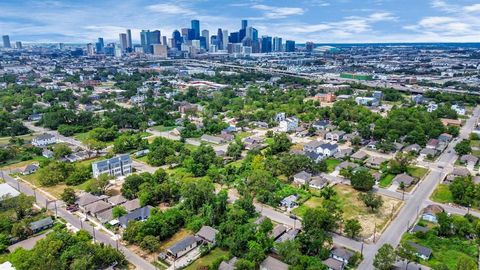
[[408, 242, 432, 257], [29, 217, 53, 231], [118, 206, 153, 227], [167, 235, 198, 255], [76, 193, 102, 207], [196, 226, 218, 243], [34, 133, 55, 141], [323, 258, 344, 270], [331, 246, 354, 260], [411, 225, 429, 233]]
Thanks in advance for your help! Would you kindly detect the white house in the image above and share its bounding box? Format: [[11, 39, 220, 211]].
[[279, 117, 299, 132], [92, 154, 132, 178], [451, 104, 466, 116], [32, 133, 56, 147]]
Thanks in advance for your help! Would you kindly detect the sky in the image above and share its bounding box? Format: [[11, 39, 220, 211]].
[[1, 0, 480, 44]]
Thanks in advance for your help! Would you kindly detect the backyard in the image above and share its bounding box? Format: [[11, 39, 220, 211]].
[[293, 184, 403, 240], [431, 184, 453, 204], [184, 248, 230, 270]]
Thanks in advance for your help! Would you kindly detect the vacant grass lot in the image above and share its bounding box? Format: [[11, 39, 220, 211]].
[[293, 184, 402, 240], [402, 231, 478, 269], [184, 248, 230, 270], [431, 184, 453, 204], [152, 125, 176, 132], [407, 166, 429, 179], [0, 134, 35, 145], [379, 174, 395, 188], [325, 158, 341, 173]]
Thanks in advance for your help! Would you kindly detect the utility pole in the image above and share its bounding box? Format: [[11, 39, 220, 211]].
[[54, 201, 58, 217], [93, 227, 96, 243]]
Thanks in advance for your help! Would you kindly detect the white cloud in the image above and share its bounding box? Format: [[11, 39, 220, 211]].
[[252, 4, 305, 19], [146, 3, 196, 15]]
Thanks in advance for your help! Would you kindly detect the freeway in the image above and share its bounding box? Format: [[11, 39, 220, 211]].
[[358, 106, 480, 269]]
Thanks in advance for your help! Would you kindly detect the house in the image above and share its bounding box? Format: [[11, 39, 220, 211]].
[[84, 200, 112, 216], [422, 204, 445, 223], [165, 235, 199, 259], [196, 225, 219, 245], [22, 164, 38, 175], [427, 102, 438, 112], [445, 167, 470, 184], [336, 161, 359, 171], [29, 217, 54, 234], [441, 118, 462, 127], [120, 198, 141, 212], [323, 258, 344, 270], [200, 134, 226, 144], [270, 224, 287, 240], [76, 193, 106, 211], [403, 144, 421, 154], [426, 139, 439, 149], [451, 104, 466, 116], [313, 93, 336, 103], [118, 206, 153, 228], [408, 242, 432, 260], [279, 117, 299, 132], [274, 112, 286, 122], [28, 113, 43, 121], [420, 148, 437, 159], [91, 154, 132, 178], [96, 208, 114, 224], [393, 173, 415, 187], [293, 171, 312, 185], [32, 133, 56, 147], [330, 246, 355, 265], [0, 183, 20, 201], [304, 140, 323, 153], [411, 94, 424, 104], [438, 133, 453, 143], [355, 96, 379, 107], [108, 195, 127, 206], [312, 120, 330, 130], [304, 142, 338, 161], [460, 154, 478, 166], [260, 256, 289, 270], [42, 149, 54, 158], [350, 151, 368, 161], [334, 148, 353, 159], [365, 156, 387, 169], [275, 228, 300, 243], [326, 131, 346, 142], [280, 195, 298, 208], [134, 149, 150, 158], [243, 137, 266, 150], [218, 257, 237, 270], [309, 176, 329, 189]]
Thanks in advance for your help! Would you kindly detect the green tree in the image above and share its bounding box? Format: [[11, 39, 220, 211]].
[[60, 187, 76, 205], [374, 244, 396, 270], [344, 219, 362, 239], [269, 133, 292, 154], [140, 235, 160, 252], [112, 206, 127, 219], [358, 192, 384, 212], [53, 144, 72, 159], [454, 139, 472, 155], [396, 242, 419, 268], [350, 169, 375, 191]]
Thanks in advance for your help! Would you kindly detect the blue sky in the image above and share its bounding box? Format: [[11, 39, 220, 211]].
[[1, 0, 480, 43]]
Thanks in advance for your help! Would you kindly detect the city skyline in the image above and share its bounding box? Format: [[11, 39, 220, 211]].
[[1, 0, 480, 44]]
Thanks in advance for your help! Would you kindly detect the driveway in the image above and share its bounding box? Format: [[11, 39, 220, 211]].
[[8, 232, 48, 252]]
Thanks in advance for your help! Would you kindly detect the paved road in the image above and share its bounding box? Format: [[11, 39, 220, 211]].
[[1, 171, 156, 270], [358, 107, 480, 269]]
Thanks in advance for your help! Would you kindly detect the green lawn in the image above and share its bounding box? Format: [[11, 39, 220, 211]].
[[379, 174, 395, 188], [292, 196, 323, 217], [184, 248, 230, 270], [470, 140, 480, 148], [235, 131, 251, 140], [431, 184, 453, 203], [325, 158, 341, 173], [0, 134, 35, 145], [73, 132, 89, 143], [152, 125, 176, 132], [407, 166, 429, 179], [402, 231, 478, 269]]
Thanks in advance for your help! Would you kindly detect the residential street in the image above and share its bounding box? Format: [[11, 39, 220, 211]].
[[0, 171, 157, 270]]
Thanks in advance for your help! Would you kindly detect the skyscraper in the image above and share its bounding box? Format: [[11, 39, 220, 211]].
[[191, 20, 200, 40], [2, 35, 11, 48], [273, 37, 282, 52], [201, 30, 209, 50], [15, 41, 22, 49], [285, 40, 295, 52], [217, 29, 223, 50], [305, 42, 315, 52], [126, 29, 132, 51], [172, 30, 182, 50], [241, 19, 248, 30], [86, 43, 95, 56], [95, 37, 104, 54], [140, 30, 150, 53], [119, 33, 128, 52], [222, 30, 228, 49], [150, 30, 161, 45], [261, 36, 272, 53], [162, 36, 168, 47]]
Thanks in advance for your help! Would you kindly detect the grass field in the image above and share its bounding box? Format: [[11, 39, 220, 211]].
[[184, 248, 230, 270], [407, 166, 429, 179], [152, 125, 176, 132], [325, 158, 341, 173], [0, 134, 34, 145], [402, 231, 478, 269], [294, 184, 402, 240], [431, 184, 453, 203], [379, 174, 395, 188]]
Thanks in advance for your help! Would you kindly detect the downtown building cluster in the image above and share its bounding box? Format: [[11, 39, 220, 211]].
[[85, 19, 315, 58]]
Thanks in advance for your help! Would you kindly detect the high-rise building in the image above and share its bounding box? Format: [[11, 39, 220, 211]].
[[95, 37, 104, 54], [126, 29, 133, 51], [140, 30, 151, 53], [119, 33, 128, 52], [86, 43, 95, 56], [261, 36, 272, 53], [15, 41, 22, 49], [152, 44, 168, 58], [242, 19, 248, 30], [59, 43, 65, 50], [172, 30, 182, 50], [217, 29, 223, 50], [273, 37, 282, 52], [222, 30, 228, 50], [150, 30, 161, 45], [2, 35, 11, 48], [229, 32, 239, 43], [305, 41, 315, 52], [191, 19, 200, 40], [285, 40, 295, 52], [162, 36, 167, 46], [201, 30, 209, 50]]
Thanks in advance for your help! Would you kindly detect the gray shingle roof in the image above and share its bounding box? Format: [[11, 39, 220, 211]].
[[196, 226, 219, 243], [167, 235, 198, 255], [29, 217, 53, 231]]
